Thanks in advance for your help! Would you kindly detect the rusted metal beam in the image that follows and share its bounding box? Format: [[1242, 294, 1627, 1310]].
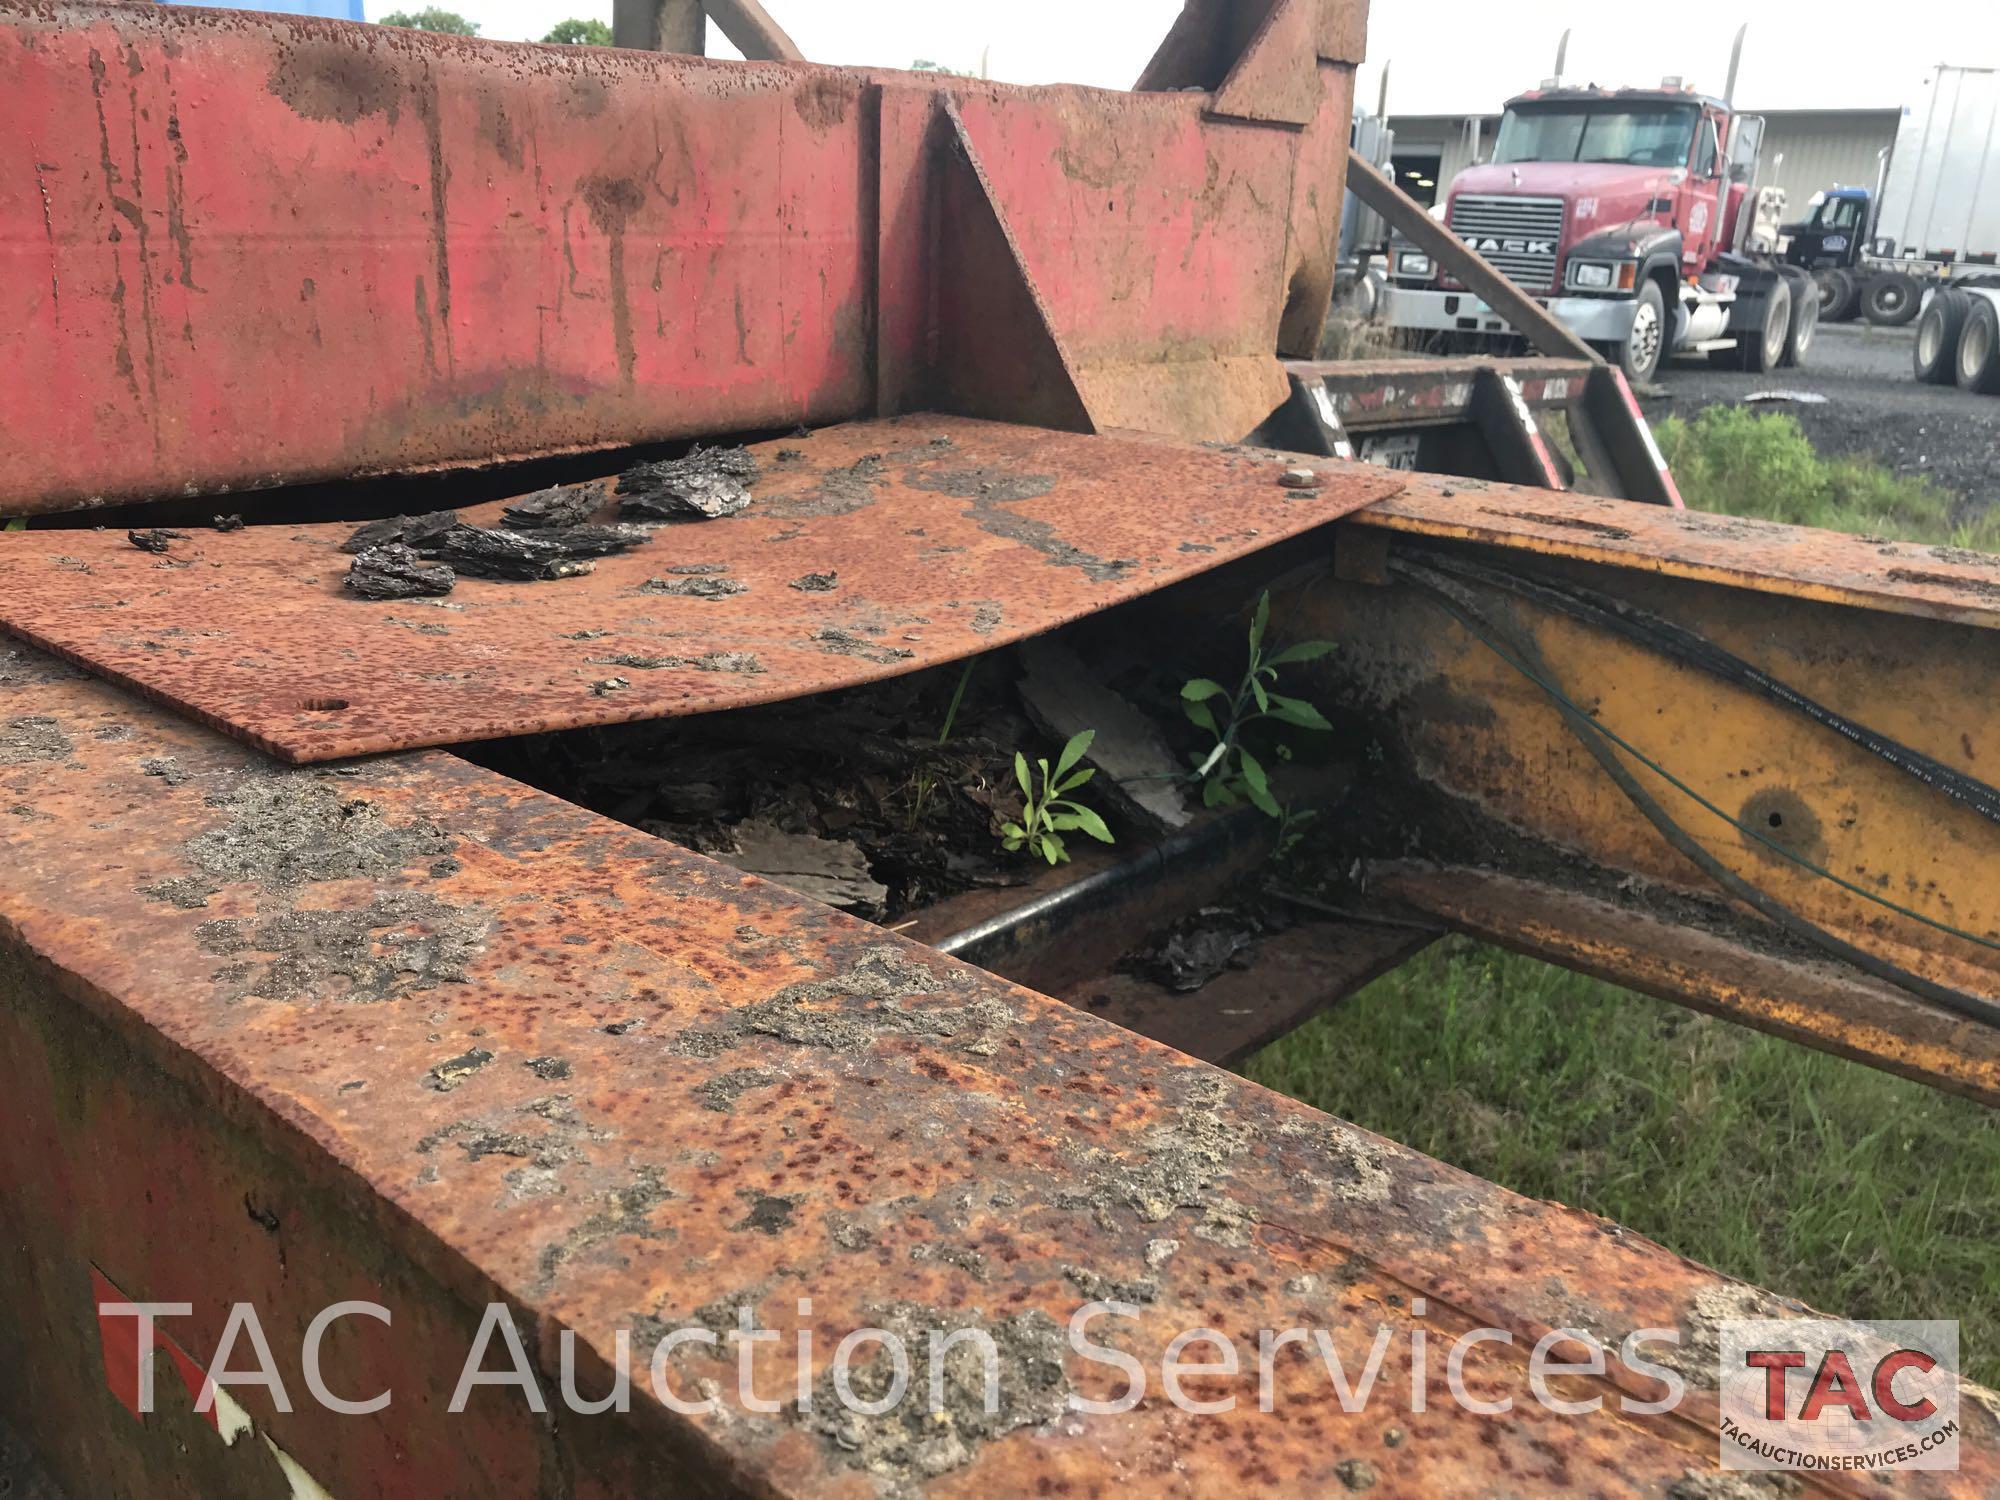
[[8, 641, 1996, 1493], [1352, 470, 2000, 626], [0, 417, 1402, 763], [1066, 916, 1436, 1066], [700, 0, 801, 62], [1289, 486, 2000, 1097], [1343, 150, 1603, 366], [611, 0, 704, 52], [1380, 865, 2000, 1107]]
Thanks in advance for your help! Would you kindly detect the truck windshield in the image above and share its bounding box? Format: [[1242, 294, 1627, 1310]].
[[1493, 105, 1699, 168]]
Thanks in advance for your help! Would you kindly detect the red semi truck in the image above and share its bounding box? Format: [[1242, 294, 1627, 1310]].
[[1382, 84, 1815, 382]]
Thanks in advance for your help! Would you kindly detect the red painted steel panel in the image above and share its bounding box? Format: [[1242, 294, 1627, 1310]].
[[952, 89, 1289, 372], [0, 5, 1354, 513], [2, 3, 877, 511], [0, 415, 1402, 761]]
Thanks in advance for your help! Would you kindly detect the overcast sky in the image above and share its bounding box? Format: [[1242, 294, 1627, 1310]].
[[403, 0, 2000, 116]]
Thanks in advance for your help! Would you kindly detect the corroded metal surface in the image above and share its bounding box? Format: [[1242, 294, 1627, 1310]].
[[8, 642, 1997, 1494], [1286, 356, 1596, 429], [1383, 866, 2000, 1108], [1294, 529, 2000, 1081], [1065, 916, 1434, 1067], [1351, 472, 2000, 628], [0, 416, 1401, 762], [0, 2, 1343, 513]]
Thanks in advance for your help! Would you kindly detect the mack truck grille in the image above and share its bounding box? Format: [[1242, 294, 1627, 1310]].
[[1448, 194, 1565, 291]]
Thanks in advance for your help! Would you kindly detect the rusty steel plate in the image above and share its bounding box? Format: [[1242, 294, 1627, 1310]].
[[8, 642, 1998, 1495], [0, 416, 1401, 762], [1352, 472, 2000, 629]]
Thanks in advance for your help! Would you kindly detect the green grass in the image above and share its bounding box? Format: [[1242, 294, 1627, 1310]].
[[1244, 409, 2000, 1384], [1657, 404, 2000, 550]]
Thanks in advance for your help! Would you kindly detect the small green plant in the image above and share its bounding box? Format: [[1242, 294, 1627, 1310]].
[[903, 658, 977, 831], [1181, 592, 1335, 817], [1002, 730, 1113, 865]]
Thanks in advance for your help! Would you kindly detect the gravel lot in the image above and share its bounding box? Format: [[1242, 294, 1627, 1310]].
[[1638, 321, 2000, 509]]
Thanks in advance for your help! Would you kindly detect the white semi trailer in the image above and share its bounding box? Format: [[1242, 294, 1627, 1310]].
[[1803, 65, 2000, 328]]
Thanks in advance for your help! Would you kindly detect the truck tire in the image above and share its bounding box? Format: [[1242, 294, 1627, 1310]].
[[1729, 277, 1791, 373], [1614, 279, 1667, 383], [1779, 268, 1818, 367], [1956, 297, 2000, 394], [1816, 267, 1860, 322], [1863, 273, 1922, 327], [1914, 289, 1971, 385]]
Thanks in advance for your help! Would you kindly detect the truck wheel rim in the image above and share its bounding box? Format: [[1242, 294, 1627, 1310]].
[[1631, 300, 1662, 372], [1920, 317, 1942, 366], [1880, 284, 1908, 313], [1966, 321, 1993, 380]]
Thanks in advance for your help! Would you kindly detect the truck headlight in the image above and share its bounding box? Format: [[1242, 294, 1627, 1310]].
[[1396, 251, 1433, 278], [1571, 261, 1614, 290]]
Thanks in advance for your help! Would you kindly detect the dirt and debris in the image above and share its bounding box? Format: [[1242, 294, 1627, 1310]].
[[639, 574, 748, 600], [196, 890, 491, 1005], [1059, 1072, 1253, 1238], [617, 443, 757, 521], [1334, 1458, 1379, 1491], [182, 773, 455, 889], [675, 947, 1010, 1059], [502, 487, 600, 529], [1120, 907, 1261, 992], [789, 571, 839, 592], [693, 1067, 779, 1113], [802, 1303, 1069, 1483], [140, 755, 189, 787], [426, 1046, 495, 1091], [536, 1165, 676, 1288], [462, 660, 1048, 919], [586, 651, 764, 675], [341, 510, 460, 555], [212, 514, 244, 532], [428, 522, 645, 581], [730, 1189, 800, 1235], [812, 627, 911, 663], [127, 528, 185, 554], [346, 543, 456, 600], [0, 715, 73, 766], [721, 817, 888, 914]]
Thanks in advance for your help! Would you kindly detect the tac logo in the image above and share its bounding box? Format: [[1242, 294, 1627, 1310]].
[[1462, 235, 1555, 257], [1719, 1319, 1960, 1473]]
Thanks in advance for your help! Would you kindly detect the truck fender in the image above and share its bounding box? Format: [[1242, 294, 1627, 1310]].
[[1568, 225, 1682, 279]]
